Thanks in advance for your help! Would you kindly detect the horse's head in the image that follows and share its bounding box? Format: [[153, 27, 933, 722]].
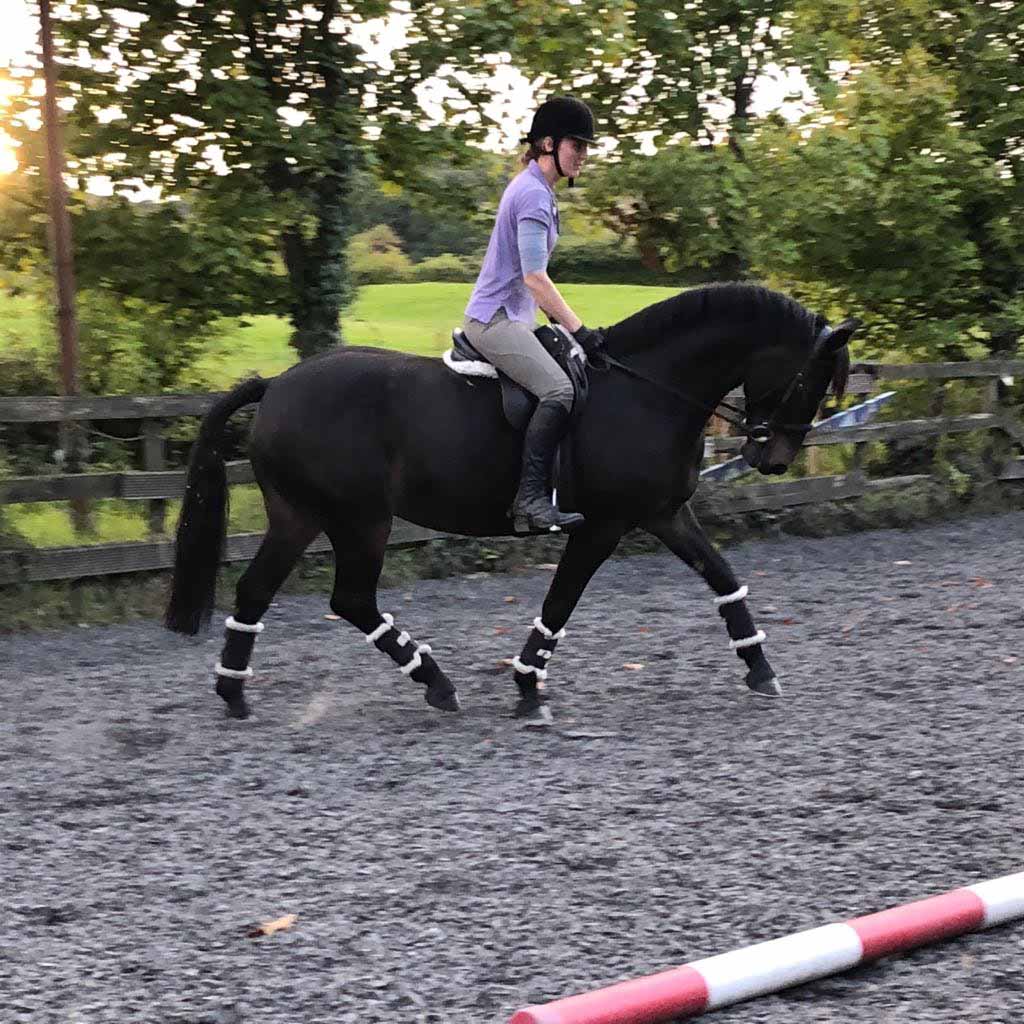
[[739, 318, 861, 475]]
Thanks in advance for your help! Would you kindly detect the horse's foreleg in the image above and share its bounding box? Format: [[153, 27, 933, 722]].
[[642, 504, 781, 697], [326, 521, 460, 713], [512, 519, 627, 725]]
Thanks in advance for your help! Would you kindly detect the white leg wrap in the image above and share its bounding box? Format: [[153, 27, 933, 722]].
[[714, 585, 749, 607], [533, 617, 567, 641], [730, 630, 767, 650], [215, 662, 254, 680], [365, 613, 395, 644], [225, 616, 264, 633], [512, 656, 548, 681], [399, 644, 433, 676], [396, 631, 411, 647]]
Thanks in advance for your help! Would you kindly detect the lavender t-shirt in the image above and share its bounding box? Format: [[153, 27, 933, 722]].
[[465, 160, 559, 325]]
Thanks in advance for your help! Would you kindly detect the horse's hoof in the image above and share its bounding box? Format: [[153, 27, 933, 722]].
[[426, 684, 461, 713], [513, 698, 554, 727], [746, 669, 782, 698], [216, 678, 252, 719], [224, 698, 252, 720]]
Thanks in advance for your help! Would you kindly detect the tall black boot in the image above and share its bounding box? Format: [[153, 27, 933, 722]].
[[512, 399, 585, 535]]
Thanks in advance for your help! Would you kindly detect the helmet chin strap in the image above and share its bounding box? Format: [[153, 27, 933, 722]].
[[547, 139, 575, 188]]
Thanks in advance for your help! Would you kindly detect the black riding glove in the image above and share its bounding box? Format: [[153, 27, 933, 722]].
[[572, 325, 605, 358]]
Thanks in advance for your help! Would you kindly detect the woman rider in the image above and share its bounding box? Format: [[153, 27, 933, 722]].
[[463, 95, 606, 535]]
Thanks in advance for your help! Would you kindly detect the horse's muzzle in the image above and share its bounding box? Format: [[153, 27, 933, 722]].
[[741, 438, 795, 476]]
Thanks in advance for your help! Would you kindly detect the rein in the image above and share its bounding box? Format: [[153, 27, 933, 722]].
[[597, 324, 836, 444], [596, 352, 749, 432]]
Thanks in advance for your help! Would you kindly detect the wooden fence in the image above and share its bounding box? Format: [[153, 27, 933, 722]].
[[1, 359, 1022, 586]]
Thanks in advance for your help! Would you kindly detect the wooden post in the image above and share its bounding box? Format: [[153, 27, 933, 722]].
[[142, 419, 167, 535], [39, 0, 79, 400], [806, 441, 820, 479], [982, 375, 1010, 479], [850, 441, 867, 483], [39, 0, 88, 535], [982, 377, 1001, 416]]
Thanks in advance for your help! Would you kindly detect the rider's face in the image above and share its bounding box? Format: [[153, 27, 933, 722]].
[[542, 136, 588, 177], [558, 137, 589, 177]]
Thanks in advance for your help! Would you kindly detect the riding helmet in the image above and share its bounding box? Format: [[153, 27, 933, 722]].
[[525, 96, 598, 145]]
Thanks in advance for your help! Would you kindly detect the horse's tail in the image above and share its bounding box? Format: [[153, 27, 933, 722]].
[[165, 377, 269, 635]]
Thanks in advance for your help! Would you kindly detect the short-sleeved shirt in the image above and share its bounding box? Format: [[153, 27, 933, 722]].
[[465, 160, 560, 325]]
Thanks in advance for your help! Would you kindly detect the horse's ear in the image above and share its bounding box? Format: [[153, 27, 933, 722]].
[[823, 317, 862, 353]]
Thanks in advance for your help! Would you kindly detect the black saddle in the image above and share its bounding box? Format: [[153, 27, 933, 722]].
[[447, 324, 590, 432]]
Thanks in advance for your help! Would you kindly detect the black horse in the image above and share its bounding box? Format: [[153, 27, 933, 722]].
[[166, 282, 857, 724]]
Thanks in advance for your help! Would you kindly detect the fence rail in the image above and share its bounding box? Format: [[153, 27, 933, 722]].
[[2, 360, 1022, 585]]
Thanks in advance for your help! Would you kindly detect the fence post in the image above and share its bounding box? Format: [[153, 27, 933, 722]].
[[849, 441, 867, 484], [142, 418, 167, 536], [60, 419, 92, 536]]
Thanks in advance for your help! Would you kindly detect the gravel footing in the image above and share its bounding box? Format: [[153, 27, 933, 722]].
[[3, 513, 1023, 1023]]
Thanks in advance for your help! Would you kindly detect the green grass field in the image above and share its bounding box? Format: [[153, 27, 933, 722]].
[[2, 281, 680, 546], [193, 282, 678, 387]]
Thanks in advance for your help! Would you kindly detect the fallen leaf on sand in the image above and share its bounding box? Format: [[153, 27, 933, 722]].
[[248, 914, 297, 938], [535, 563, 559, 571], [622, 663, 645, 671], [504, 596, 518, 604], [324, 613, 341, 621]]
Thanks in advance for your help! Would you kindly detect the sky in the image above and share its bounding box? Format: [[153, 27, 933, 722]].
[[0, 0, 813, 184], [0, 0, 39, 172]]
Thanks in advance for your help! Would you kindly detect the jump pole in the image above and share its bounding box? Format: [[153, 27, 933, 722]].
[[511, 871, 1024, 1024]]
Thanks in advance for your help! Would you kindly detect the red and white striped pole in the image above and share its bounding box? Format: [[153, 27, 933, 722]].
[[511, 871, 1024, 1024]]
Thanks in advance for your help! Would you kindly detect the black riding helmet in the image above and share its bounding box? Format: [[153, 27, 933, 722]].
[[525, 96, 598, 186]]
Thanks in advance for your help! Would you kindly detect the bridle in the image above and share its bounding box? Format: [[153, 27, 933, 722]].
[[595, 323, 842, 445]]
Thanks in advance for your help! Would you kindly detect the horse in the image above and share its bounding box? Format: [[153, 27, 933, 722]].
[[165, 282, 858, 725]]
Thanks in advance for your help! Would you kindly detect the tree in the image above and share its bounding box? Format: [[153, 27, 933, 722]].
[[5, 1, 642, 357], [579, 143, 751, 280], [6, 1, 849, 359], [17, 1, 392, 357], [790, 0, 1024, 348], [399, 1, 832, 279]]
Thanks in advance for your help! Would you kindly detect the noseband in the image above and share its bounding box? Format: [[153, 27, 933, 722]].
[[599, 324, 837, 445]]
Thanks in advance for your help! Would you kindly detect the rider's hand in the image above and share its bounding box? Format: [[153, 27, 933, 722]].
[[572, 324, 605, 358]]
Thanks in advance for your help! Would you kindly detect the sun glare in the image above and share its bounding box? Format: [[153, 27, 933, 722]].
[[0, 0, 37, 175]]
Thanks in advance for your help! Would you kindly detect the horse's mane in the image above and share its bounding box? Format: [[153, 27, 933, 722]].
[[607, 282, 824, 354], [604, 281, 849, 397]]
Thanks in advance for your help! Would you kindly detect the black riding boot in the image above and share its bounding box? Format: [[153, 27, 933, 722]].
[[512, 399, 585, 535]]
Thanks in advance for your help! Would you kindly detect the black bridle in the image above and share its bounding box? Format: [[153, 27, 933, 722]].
[[595, 324, 839, 445]]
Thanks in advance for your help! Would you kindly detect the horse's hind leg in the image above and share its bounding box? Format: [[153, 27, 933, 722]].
[[216, 491, 320, 719], [325, 520, 460, 713], [642, 503, 781, 697]]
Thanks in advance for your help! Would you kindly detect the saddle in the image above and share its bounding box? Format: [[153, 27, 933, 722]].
[[443, 323, 591, 511], [444, 323, 590, 431]]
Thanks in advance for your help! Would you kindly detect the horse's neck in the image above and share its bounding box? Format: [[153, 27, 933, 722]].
[[617, 323, 748, 416]]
